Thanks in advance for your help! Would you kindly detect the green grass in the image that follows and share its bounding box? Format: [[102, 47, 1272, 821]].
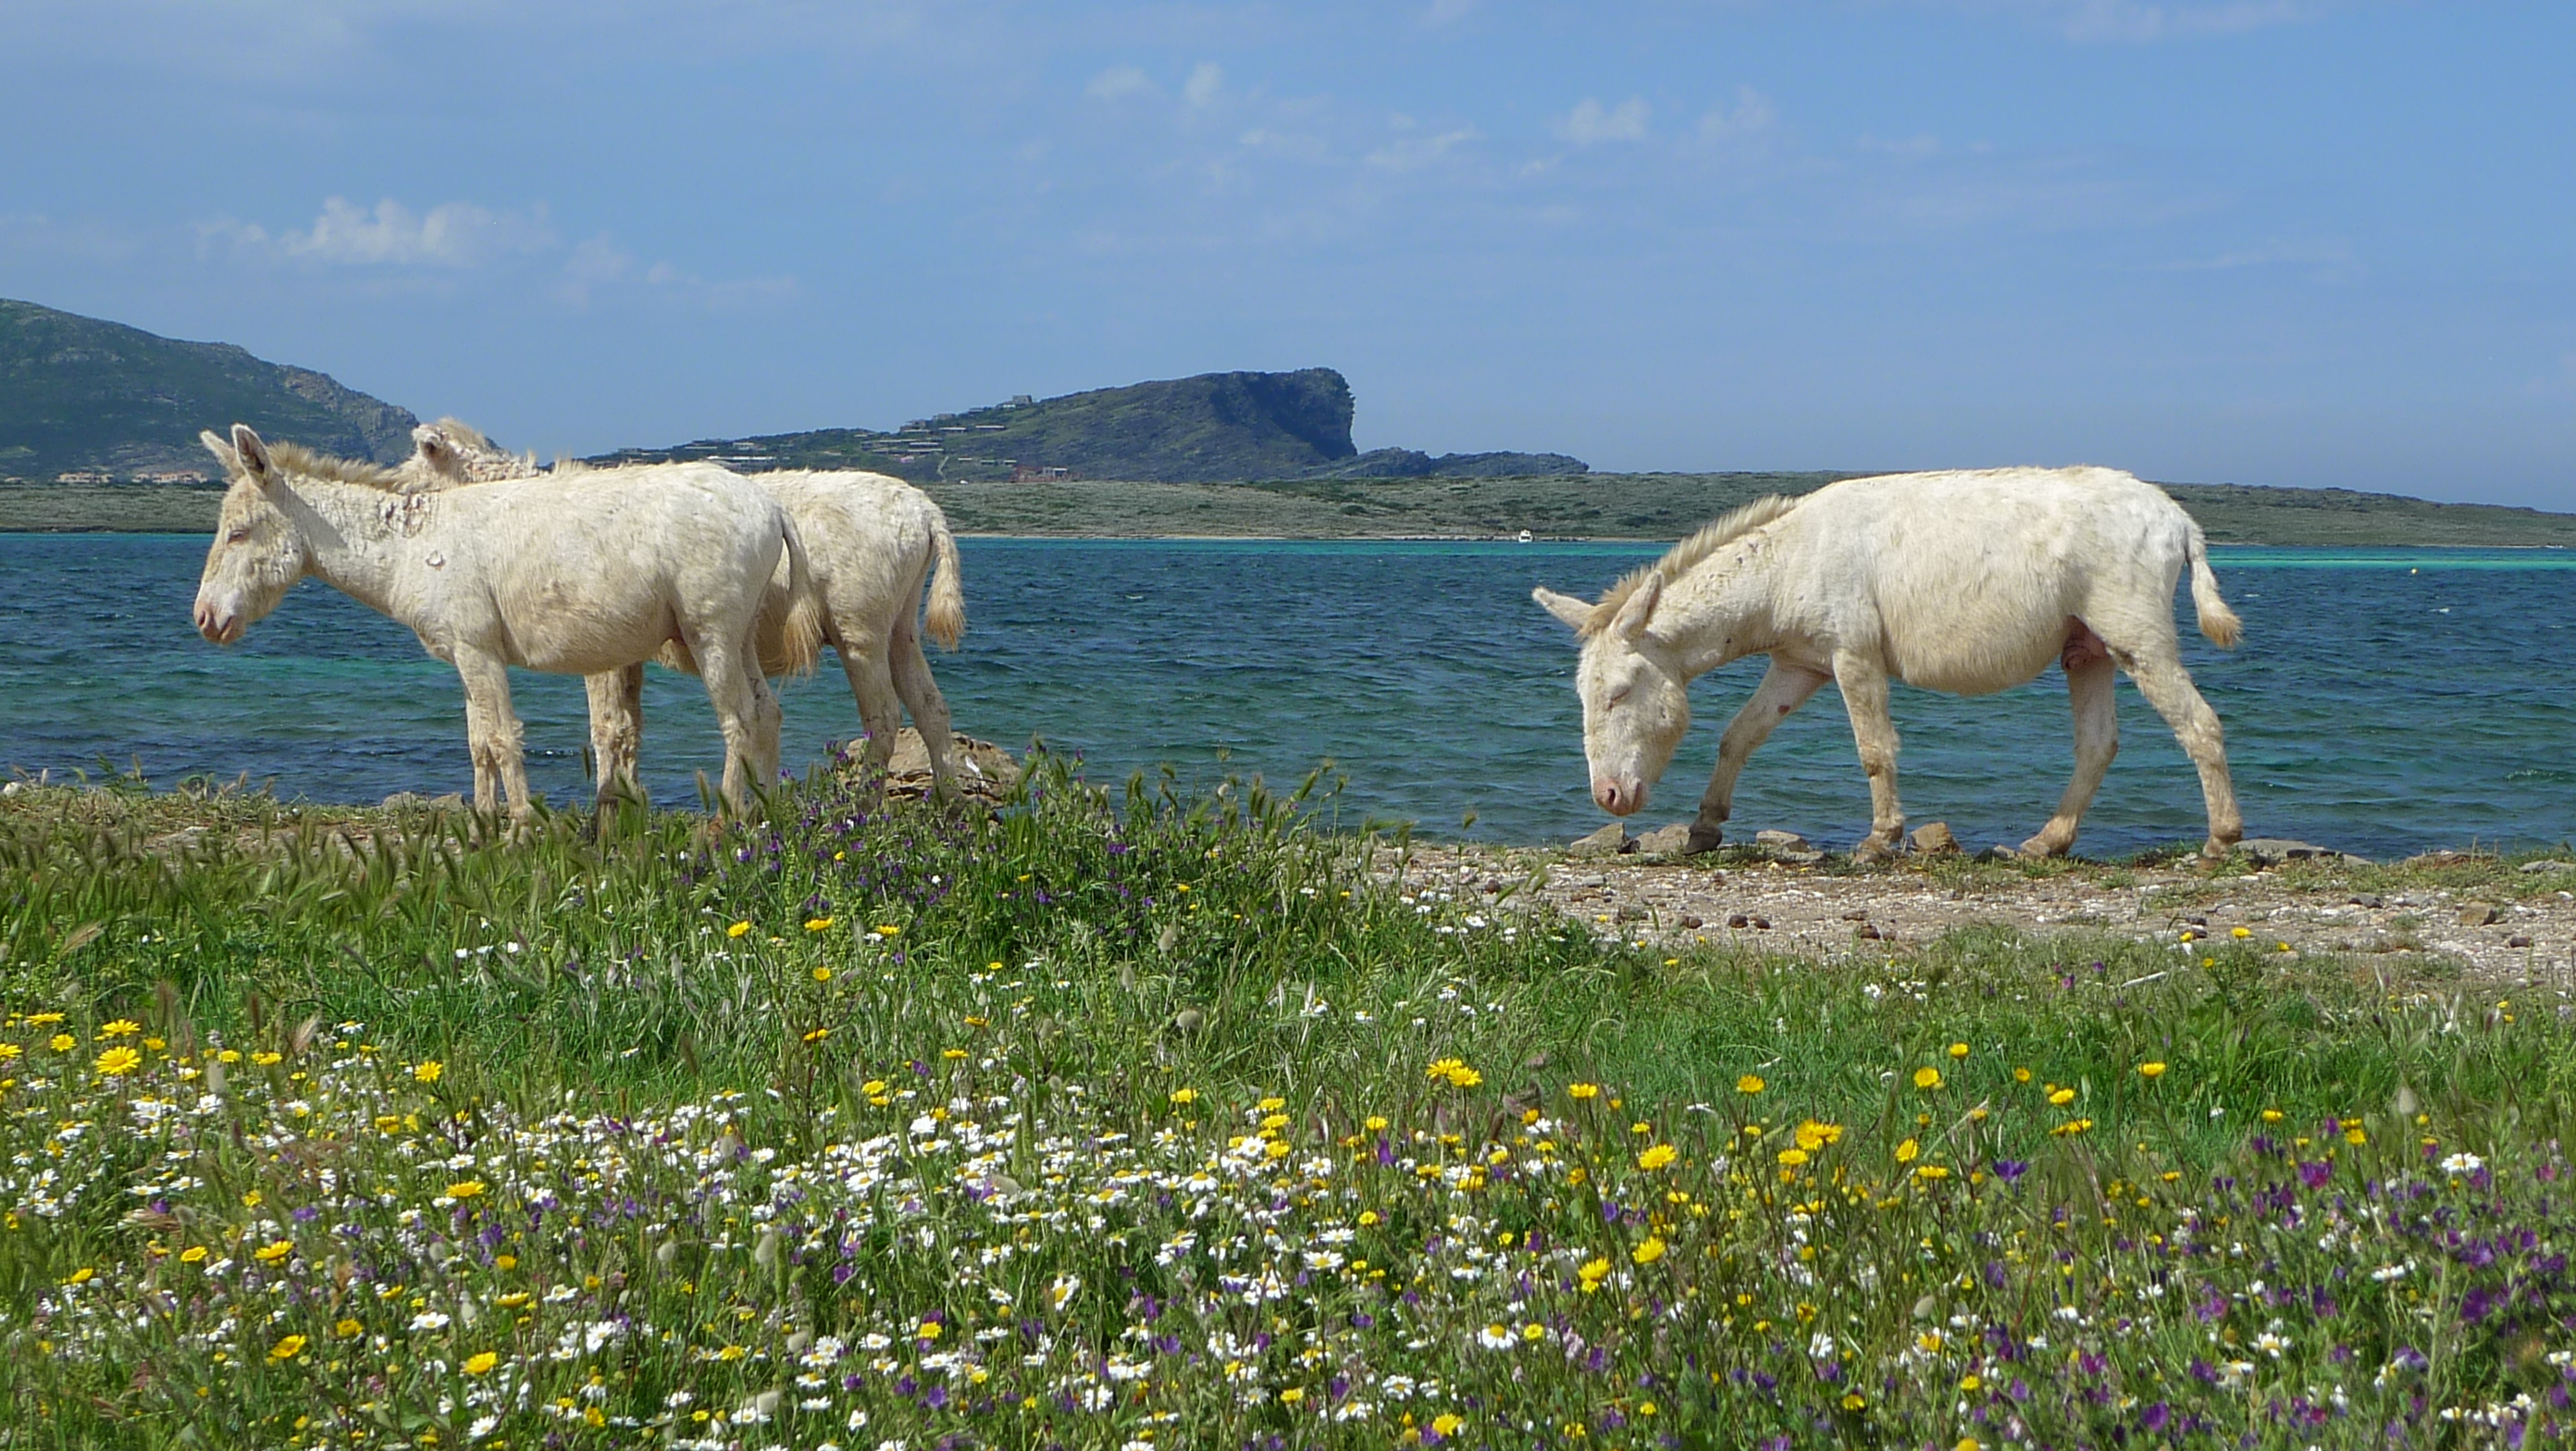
[[3, 763, 2571, 1447]]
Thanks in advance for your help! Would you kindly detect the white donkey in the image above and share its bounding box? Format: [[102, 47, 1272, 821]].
[[408, 420, 971, 800], [1533, 466, 2246, 862], [192, 424, 823, 817]]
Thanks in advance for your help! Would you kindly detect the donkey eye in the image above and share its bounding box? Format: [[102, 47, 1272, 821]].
[[226, 527, 250, 543]]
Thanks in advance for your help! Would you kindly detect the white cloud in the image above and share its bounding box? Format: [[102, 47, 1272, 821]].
[[1085, 64, 1152, 101], [556, 232, 795, 309], [1181, 62, 1223, 108], [1695, 87, 1777, 143], [2144, 238, 2361, 282], [1560, 96, 1649, 145], [204, 196, 554, 267], [1947, 0, 2342, 42], [1365, 126, 1480, 173]]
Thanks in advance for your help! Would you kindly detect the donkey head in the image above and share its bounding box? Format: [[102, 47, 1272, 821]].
[[1533, 574, 1689, 817], [192, 425, 308, 645], [400, 418, 537, 490]]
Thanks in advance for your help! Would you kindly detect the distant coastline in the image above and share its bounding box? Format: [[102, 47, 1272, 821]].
[[6, 471, 2573, 549]]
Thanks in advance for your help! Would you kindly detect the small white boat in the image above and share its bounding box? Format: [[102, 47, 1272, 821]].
[[1517, 528, 1534, 544]]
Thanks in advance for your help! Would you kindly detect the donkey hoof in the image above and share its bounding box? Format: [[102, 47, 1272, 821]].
[[2016, 834, 2069, 860], [1851, 837, 1900, 865], [1684, 825, 1726, 855]]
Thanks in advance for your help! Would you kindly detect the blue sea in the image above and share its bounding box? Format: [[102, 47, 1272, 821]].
[[2, 534, 2570, 860]]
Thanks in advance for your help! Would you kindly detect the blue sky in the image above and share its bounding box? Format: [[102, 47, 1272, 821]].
[[3, 1, 2570, 505]]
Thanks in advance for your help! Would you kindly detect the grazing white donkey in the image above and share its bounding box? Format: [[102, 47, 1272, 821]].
[[407, 421, 971, 800], [1533, 466, 2246, 862], [192, 424, 822, 817]]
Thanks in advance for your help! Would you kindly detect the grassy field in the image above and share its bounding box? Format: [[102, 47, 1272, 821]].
[[11, 470, 2576, 547], [2, 764, 2570, 1449]]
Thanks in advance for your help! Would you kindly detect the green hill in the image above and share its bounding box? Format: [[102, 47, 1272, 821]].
[[0, 299, 416, 481], [586, 367, 1588, 484]]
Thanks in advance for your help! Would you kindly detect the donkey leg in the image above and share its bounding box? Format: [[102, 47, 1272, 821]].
[[684, 631, 762, 814], [1690, 659, 1829, 852], [584, 665, 647, 809], [453, 651, 527, 821], [836, 628, 904, 784], [2022, 651, 2119, 858], [888, 614, 957, 800], [2120, 647, 2244, 859], [746, 662, 783, 789], [1832, 650, 1905, 862], [460, 693, 500, 814]]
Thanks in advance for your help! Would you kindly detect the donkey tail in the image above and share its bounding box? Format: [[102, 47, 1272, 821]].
[[771, 516, 827, 676], [2185, 520, 2241, 649], [923, 502, 967, 651]]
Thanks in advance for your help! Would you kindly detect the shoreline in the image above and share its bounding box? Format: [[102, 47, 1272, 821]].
[[8, 471, 2575, 547], [7, 524, 2576, 550], [8, 775, 2570, 986]]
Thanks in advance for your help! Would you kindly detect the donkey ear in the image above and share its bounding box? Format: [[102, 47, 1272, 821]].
[[1532, 587, 1592, 631], [200, 428, 240, 473], [229, 424, 277, 484], [1608, 573, 1662, 640]]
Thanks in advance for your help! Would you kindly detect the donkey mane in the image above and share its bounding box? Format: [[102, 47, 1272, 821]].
[[1579, 494, 1802, 637], [426, 416, 497, 451], [267, 440, 404, 491]]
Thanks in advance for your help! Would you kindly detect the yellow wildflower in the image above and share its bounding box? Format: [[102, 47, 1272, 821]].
[[254, 1240, 294, 1263], [446, 1180, 487, 1199], [49, 1034, 75, 1052], [726, 921, 751, 938], [2139, 1061, 2168, 1079], [1169, 1087, 1196, 1105], [413, 1060, 443, 1085], [2048, 1087, 2075, 1107], [804, 917, 836, 932], [100, 1019, 142, 1038], [94, 1046, 142, 1076], [1632, 1237, 1666, 1265], [1427, 1058, 1480, 1088], [873, 924, 901, 936], [1637, 1144, 1678, 1172], [811, 967, 832, 983], [1948, 1041, 1969, 1059], [1895, 1138, 1919, 1164], [464, 1351, 499, 1375], [268, 1333, 307, 1362], [1568, 1083, 1600, 1100], [1913, 1066, 1942, 1090], [1578, 1256, 1612, 1291]]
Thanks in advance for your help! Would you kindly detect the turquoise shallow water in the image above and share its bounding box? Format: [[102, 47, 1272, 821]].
[[1, 535, 2569, 859]]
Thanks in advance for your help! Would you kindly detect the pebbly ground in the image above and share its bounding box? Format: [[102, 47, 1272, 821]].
[[1391, 836, 2576, 988]]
